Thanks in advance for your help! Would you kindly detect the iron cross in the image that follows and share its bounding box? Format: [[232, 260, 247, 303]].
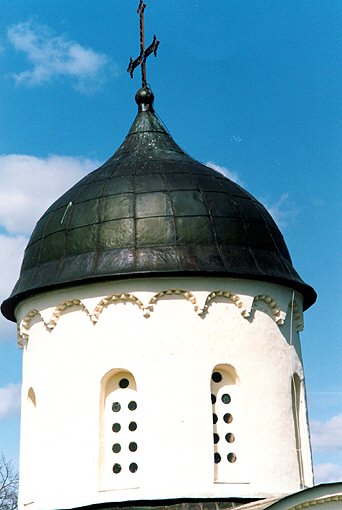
[[127, 0, 159, 87]]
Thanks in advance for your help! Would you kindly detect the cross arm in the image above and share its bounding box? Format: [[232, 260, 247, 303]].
[[143, 34, 159, 60], [127, 55, 143, 79]]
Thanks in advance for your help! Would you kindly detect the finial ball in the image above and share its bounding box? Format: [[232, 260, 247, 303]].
[[135, 86, 154, 106]]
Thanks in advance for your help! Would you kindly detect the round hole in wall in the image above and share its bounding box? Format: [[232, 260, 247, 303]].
[[129, 442, 138, 452], [112, 402, 121, 412], [212, 372, 222, 383], [129, 421, 137, 431], [112, 423, 121, 433], [221, 393, 231, 404], [214, 452, 221, 464], [129, 462, 138, 473], [128, 400, 137, 411], [112, 443, 121, 453], [213, 433, 219, 444], [227, 452, 237, 463], [119, 378, 129, 388], [223, 413, 233, 424], [211, 394, 216, 404], [225, 432, 235, 443], [113, 463, 121, 474], [213, 413, 218, 424]]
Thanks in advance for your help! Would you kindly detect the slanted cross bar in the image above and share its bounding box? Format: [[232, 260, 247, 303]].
[[127, 0, 159, 87]]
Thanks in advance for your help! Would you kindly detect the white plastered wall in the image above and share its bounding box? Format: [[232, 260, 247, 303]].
[[15, 276, 313, 510]]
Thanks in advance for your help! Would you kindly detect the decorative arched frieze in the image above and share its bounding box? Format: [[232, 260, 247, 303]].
[[288, 299, 304, 332], [92, 293, 146, 321], [251, 294, 286, 325], [145, 289, 198, 316], [18, 294, 146, 345], [198, 291, 248, 319], [18, 301, 92, 345], [18, 289, 293, 344]]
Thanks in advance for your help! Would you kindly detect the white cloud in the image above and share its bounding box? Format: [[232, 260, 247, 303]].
[[0, 234, 27, 342], [314, 462, 342, 484], [206, 162, 298, 228], [206, 161, 243, 185], [0, 154, 99, 235], [0, 383, 21, 418], [262, 192, 299, 228], [0, 314, 18, 343], [311, 414, 342, 451], [0, 154, 100, 336], [7, 21, 114, 92], [230, 135, 242, 144], [0, 235, 27, 298]]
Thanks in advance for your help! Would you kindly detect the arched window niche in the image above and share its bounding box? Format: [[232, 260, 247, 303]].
[[291, 373, 311, 488], [28, 387, 36, 407], [211, 364, 241, 483], [99, 370, 139, 491]]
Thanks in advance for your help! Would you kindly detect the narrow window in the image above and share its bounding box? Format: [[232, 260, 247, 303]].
[[211, 365, 239, 482], [28, 387, 36, 407], [291, 373, 304, 487], [100, 370, 139, 489]]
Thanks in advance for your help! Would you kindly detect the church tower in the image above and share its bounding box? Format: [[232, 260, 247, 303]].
[[1, 3, 316, 510]]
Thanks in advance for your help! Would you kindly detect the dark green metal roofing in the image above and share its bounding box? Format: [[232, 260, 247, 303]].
[[1, 87, 316, 321]]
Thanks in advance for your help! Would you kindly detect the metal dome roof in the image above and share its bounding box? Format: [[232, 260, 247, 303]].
[[1, 87, 316, 321]]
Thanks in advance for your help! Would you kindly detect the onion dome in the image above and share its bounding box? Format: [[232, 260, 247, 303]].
[[1, 87, 316, 321]]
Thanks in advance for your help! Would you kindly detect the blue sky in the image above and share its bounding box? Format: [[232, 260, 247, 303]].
[[0, 0, 341, 484]]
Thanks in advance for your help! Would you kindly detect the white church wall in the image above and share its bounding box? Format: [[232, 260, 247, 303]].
[[15, 277, 312, 510]]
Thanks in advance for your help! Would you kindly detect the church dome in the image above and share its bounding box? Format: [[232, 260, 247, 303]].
[[1, 87, 316, 321]]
